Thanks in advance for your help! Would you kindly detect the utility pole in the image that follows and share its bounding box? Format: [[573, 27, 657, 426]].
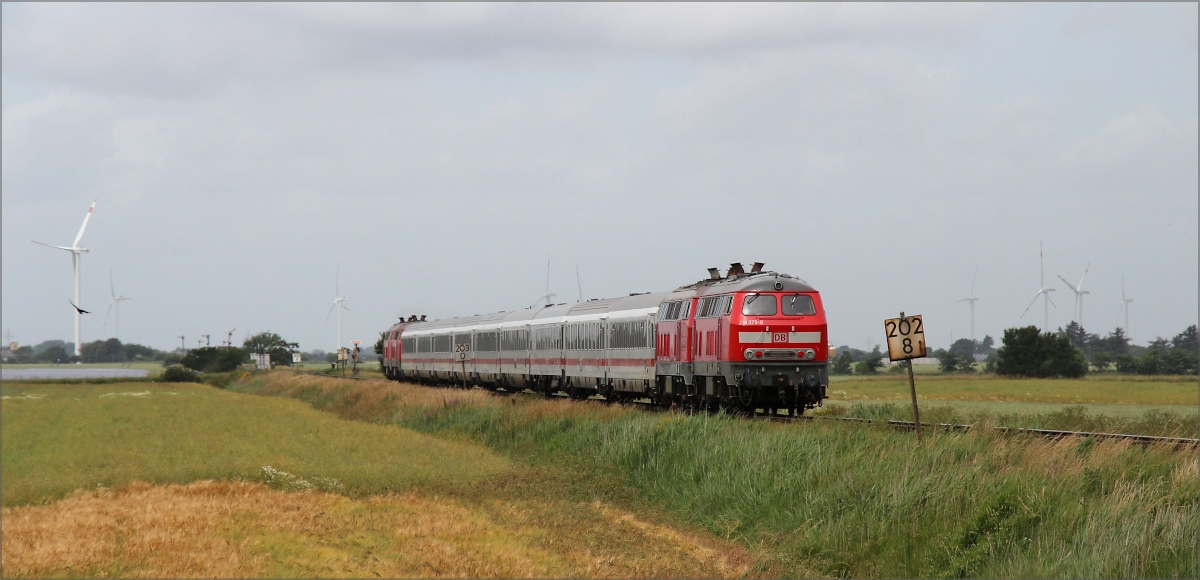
[[202, 334, 211, 347], [226, 328, 236, 348], [178, 335, 185, 352]]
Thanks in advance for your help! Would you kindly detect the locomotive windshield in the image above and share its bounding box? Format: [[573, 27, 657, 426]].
[[783, 294, 816, 316], [742, 294, 777, 316]]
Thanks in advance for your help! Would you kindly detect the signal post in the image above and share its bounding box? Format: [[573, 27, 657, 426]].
[[884, 312, 927, 440]]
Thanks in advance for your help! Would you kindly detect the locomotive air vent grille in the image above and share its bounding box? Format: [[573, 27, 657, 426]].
[[762, 349, 798, 360]]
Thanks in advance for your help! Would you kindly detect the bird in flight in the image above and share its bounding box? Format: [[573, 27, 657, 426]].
[[70, 301, 90, 315]]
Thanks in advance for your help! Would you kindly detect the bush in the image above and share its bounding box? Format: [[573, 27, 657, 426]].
[[162, 352, 182, 366], [831, 350, 854, 375], [160, 365, 196, 383], [181, 347, 248, 373], [995, 326, 1087, 378]]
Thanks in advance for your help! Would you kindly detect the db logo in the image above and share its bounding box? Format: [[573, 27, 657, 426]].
[[772, 332, 788, 343]]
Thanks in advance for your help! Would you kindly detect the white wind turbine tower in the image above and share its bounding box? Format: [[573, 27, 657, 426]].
[[326, 266, 350, 351], [530, 255, 556, 307], [1121, 275, 1133, 337], [1057, 263, 1090, 327], [33, 199, 97, 358], [1019, 241, 1057, 331], [103, 270, 132, 340], [957, 270, 981, 343]]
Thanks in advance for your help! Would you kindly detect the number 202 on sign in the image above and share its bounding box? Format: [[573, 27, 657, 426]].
[[884, 315, 927, 361]]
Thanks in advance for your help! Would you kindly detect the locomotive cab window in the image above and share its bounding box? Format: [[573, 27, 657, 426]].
[[742, 294, 777, 316], [783, 294, 817, 316]]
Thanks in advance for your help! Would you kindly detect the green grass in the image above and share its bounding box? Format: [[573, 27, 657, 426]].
[[828, 373, 1198, 405], [0, 380, 511, 507], [254, 375, 1199, 578]]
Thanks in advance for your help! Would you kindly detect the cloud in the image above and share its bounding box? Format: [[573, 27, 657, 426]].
[[3, 3, 1000, 99]]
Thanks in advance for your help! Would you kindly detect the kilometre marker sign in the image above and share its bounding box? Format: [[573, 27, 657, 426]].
[[884, 314, 927, 362]]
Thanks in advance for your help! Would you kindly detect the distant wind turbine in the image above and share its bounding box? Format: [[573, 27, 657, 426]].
[[103, 270, 132, 340], [326, 266, 350, 351], [1019, 242, 1056, 331], [1057, 263, 1090, 327], [530, 255, 556, 307], [957, 270, 980, 342], [33, 199, 97, 358], [1121, 275, 1133, 338]]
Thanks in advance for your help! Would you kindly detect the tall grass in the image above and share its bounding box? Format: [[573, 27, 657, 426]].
[[257, 374, 1199, 577], [818, 402, 1199, 438]]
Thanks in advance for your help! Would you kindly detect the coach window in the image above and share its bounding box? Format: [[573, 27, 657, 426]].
[[742, 294, 777, 316], [783, 294, 816, 316]]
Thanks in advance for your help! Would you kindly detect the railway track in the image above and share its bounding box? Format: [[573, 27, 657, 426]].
[[299, 372, 1198, 448]]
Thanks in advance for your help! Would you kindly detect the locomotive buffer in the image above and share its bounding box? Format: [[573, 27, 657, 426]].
[[884, 312, 927, 440]]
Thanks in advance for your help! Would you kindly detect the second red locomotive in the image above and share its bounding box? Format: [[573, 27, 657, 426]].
[[381, 263, 829, 414]]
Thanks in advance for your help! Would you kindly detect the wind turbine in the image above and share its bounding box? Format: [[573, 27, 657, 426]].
[[33, 199, 97, 358], [957, 270, 980, 343], [103, 270, 132, 340], [1019, 241, 1056, 331], [1057, 263, 1090, 327], [326, 266, 349, 350], [530, 255, 556, 307], [1121, 275, 1133, 337]]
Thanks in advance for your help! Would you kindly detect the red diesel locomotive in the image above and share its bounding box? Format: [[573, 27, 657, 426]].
[[381, 263, 829, 414]]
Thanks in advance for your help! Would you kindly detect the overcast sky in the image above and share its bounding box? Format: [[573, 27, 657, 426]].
[[3, 3, 1197, 354]]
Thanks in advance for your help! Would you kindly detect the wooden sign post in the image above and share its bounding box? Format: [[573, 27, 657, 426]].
[[885, 312, 927, 440], [456, 343, 470, 389]]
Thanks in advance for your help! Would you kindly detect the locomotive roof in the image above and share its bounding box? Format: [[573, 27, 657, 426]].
[[680, 270, 816, 295]]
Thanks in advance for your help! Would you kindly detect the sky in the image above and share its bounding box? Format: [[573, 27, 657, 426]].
[[3, 3, 1197, 354]]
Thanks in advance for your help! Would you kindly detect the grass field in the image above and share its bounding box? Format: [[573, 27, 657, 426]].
[[0, 379, 755, 578], [253, 372, 1198, 578], [821, 373, 1198, 438]]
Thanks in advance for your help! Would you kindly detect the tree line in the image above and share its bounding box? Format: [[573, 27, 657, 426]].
[[830, 324, 1197, 378]]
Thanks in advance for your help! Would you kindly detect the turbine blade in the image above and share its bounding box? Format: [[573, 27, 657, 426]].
[[1078, 263, 1090, 289], [32, 240, 73, 251], [1045, 292, 1057, 308], [1056, 275, 1077, 292], [325, 302, 337, 322], [103, 301, 115, 332], [1019, 293, 1041, 318], [1121, 275, 1126, 301], [72, 199, 97, 248], [110, 269, 116, 300]]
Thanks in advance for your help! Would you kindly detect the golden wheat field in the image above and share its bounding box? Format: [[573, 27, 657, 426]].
[[1, 480, 754, 578]]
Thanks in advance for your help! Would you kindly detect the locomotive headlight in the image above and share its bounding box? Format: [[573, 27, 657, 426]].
[[744, 349, 754, 360]]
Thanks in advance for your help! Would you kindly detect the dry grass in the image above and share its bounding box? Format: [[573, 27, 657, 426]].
[[1, 480, 755, 578]]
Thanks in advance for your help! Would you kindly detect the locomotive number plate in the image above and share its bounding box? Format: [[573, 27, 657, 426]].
[[884, 314, 927, 361]]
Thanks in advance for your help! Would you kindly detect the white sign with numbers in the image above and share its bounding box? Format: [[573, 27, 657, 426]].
[[884, 314, 927, 361]]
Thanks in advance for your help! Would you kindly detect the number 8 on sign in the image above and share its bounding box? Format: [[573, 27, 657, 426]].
[[884, 314, 927, 362]]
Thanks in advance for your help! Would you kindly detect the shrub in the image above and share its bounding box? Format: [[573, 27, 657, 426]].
[[995, 326, 1087, 378], [160, 365, 196, 383], [181, 347, 248, 373]]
